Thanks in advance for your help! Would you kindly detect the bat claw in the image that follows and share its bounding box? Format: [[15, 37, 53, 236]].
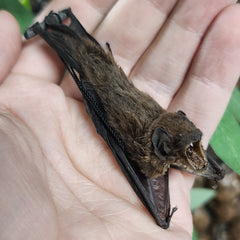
[[168, 207, 178, 223], [24, 26, 36, 39], [57, 8, 72, 21], [24, 22, 46, 39]]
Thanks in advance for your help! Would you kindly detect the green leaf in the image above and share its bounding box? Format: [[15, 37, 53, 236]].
[[19, 0, 32, 11], [228, 87, 240, 123], [192, 228, 199, 240], [0, 0, 34, 34], [210, 88, 240, 174], [191, 188, 215, 211]]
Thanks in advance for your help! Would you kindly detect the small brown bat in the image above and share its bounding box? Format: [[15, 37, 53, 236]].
[[24, 8, 224, 229]]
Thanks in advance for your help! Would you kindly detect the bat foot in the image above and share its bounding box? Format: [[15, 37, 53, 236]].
[[57, 8, 71, 21], [24, 21, 45, 39], [24, 8, 73, 40]]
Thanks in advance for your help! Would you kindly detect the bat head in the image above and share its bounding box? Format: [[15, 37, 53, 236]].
[[151, 111, 224, 180]]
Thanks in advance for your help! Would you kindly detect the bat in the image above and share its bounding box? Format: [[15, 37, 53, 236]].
[[24, 8, 225, 229]]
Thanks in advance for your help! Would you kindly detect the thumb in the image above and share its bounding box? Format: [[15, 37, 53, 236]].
[[0, 10, 22, 84]]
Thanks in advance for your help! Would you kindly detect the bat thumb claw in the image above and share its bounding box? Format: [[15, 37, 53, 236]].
[[160, 206, 177, 229]]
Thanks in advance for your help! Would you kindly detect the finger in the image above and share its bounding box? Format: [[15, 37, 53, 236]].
[[61, 0, 178, 99], [169, 169, 194, 234], [168, 6, 240, 228], [0, 11, 21, 84], [12, 0, 117, 84], [169, 4, 240, 144], [130, 0, 236, 108], [94, 0, 177, 74]]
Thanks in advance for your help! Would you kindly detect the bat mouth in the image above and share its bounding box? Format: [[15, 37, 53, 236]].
[[185, 140, 207, 171]]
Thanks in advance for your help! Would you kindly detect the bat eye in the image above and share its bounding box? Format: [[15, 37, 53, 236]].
[[152, 127, 173, 159]]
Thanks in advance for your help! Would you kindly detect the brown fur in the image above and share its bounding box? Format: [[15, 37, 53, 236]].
[[65, 35, 208, 177], [34, 10, 212, 179], [24, 9, 224, 229]]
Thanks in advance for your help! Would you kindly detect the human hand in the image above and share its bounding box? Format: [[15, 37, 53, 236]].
[[1, 1, 240, 239]]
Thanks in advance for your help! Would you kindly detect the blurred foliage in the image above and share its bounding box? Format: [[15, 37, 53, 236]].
[[210, 88, 240, 174], [191, 188, 216, 240], [192, 228, 199, 240], [19, 0, 32, 10], [191, 188, 216, 211], [0, 0, 33, 34], [29, 0, 50, 14]]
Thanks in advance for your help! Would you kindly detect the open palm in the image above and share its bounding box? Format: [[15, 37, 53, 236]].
[[1, 1, 240, 239]]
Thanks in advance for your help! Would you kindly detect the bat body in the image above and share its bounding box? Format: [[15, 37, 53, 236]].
[[25, 8, 224, 229]]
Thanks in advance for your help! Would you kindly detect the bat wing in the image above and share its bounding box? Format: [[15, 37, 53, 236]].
[[84, 97, 176, 228], [116, 162, 176, 229], [24, 8, 176, 228]]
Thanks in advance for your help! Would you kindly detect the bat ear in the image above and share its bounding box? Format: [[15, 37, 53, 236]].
[[152, 127, 173, 159]]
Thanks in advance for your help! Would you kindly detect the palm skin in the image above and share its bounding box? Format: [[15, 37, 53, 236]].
[[0, 1, 240, 239]]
